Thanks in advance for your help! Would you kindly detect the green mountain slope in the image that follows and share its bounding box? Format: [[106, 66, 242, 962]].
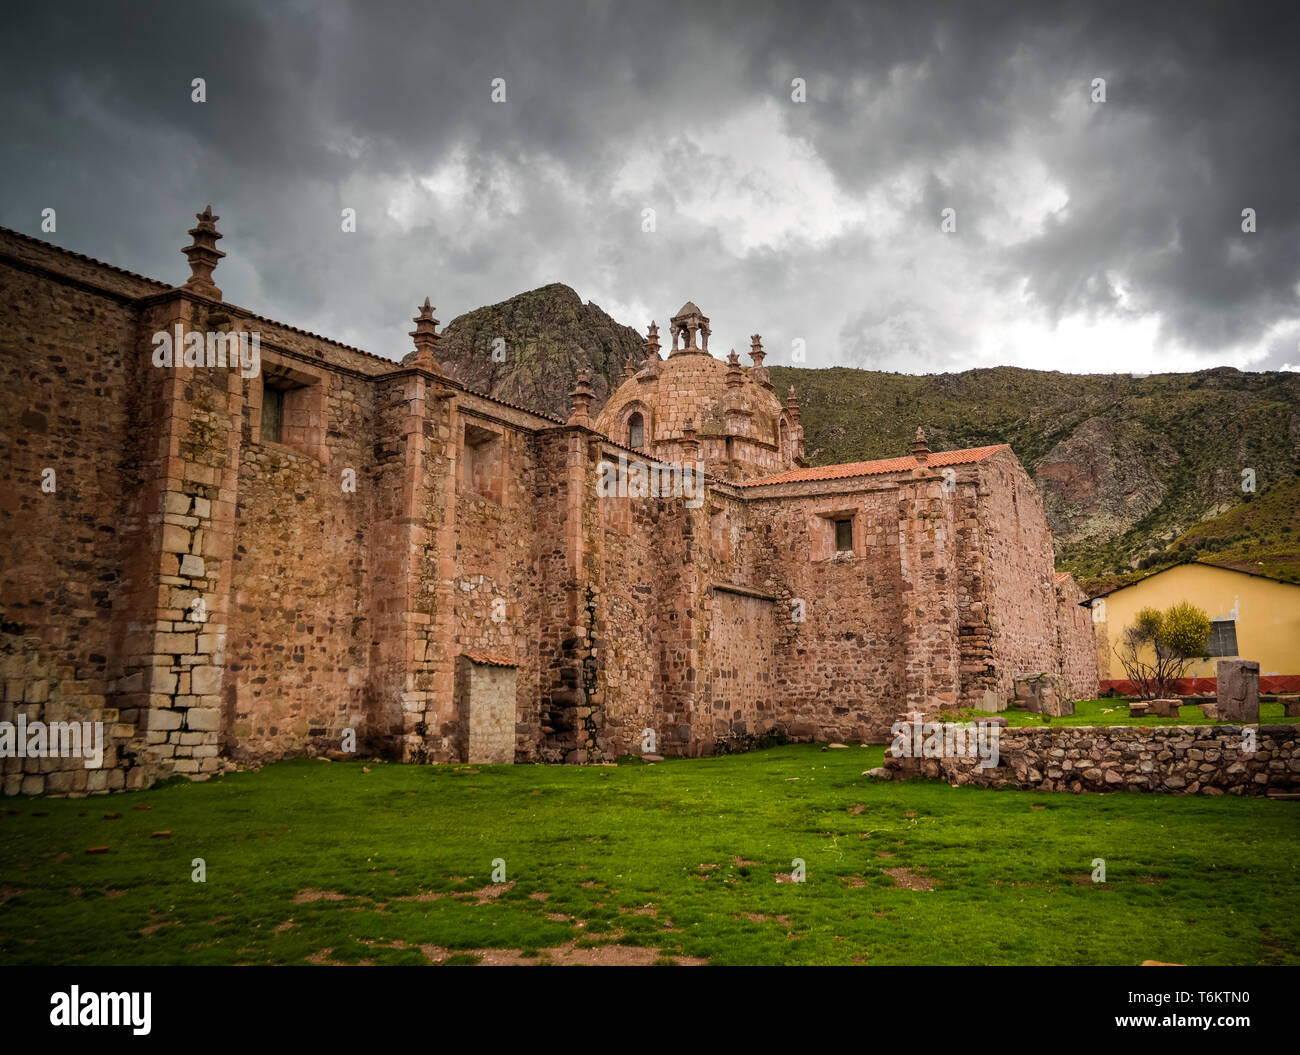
[[768, 364, 1300, 579], [413, 283, 644, 416]]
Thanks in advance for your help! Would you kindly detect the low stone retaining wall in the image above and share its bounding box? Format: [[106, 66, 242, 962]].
[[883, 724, 1300, 796]]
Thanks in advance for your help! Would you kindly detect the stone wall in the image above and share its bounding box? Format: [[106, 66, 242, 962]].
[[744, 483, 907, 744], [1055, 573, 1100, 700], [0, 244, 155, 794], [705, 588, 777, 747], [884, 724, 1300, 796], [225, 335, 375, 763], [976, 452, 1061, 701]]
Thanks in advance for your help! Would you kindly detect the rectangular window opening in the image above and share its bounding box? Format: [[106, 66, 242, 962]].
[[260, 384, 286, 444], [1206, 619, 1239, 657], [835, 518, 854, 554]]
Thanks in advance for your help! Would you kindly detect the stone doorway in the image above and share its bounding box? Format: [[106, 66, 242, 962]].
[[456, 655, 517, 764]]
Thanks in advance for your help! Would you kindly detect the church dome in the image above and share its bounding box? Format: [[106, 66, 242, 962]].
[[592, 302, 804, 481]]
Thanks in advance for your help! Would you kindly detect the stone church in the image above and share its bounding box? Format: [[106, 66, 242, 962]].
[[0, 210, 1097, 795]]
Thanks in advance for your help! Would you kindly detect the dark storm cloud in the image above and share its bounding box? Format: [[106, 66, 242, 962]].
[[1, 0, 1297, 370]]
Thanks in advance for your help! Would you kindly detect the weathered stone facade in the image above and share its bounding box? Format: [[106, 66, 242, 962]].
[[883, 724, 1300, 796], [0, 215, 1098, 794]]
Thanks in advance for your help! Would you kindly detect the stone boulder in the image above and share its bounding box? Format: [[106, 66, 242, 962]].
[[1149, 698, 1181, 718], [1014, 673, 1074, 717], [1217, 660, 1260, 723]]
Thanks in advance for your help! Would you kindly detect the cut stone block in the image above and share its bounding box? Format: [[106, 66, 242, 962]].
[[1014, 673, 1074, 717], [1217, 659, 1260, 723]]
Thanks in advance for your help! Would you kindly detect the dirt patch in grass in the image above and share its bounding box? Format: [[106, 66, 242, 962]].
[[460, 880, 515, 904], [293, 889, 348, 904], [391, 890, 443, 903], [739, 912, 793, 925], [838, 875, 868, 888], [529, 891, 550, 902], [417, 941, 706, 966], [882, 867, 934, 891], [0, 887, 33, 905], [620, 903, 658, 917], [306, 948, 374, 966], [139, 916, 181, 938], [732, 856, 761, 866], [546, 943, 705, 966]]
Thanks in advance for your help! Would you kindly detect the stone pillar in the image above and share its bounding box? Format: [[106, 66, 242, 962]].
[[896, 475, 961, 716], [366, 303, 457, 762], [125, 291, 243, 785], [1217, 659, 1260, 723]]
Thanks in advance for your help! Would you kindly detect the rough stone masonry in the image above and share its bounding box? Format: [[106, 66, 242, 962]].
[[882, 723, 1299, 796], [0, 210, 1098, 795]]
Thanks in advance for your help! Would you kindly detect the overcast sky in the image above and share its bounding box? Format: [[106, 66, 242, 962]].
[[2, 0, 1298, 375]]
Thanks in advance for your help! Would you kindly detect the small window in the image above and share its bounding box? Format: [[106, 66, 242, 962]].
[[1206, 619, 1238, 657], [835, 518, 853, 554], [628, 413, 645, 450], [260, 385, 285, 443]]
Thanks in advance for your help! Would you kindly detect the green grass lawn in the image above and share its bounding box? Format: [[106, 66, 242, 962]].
[[942, 697, 1300, 728], [1, 744, 1297, 966]]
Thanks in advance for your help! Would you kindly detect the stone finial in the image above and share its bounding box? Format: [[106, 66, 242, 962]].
[[912, 426, 930, 460], [911, 426, 933, 477], [680, 416, 700, 457], [409, 297, 442, 372], [640, 321, 661, 379], [749, 334, 773, 389], [568, 367, 595, 426], [182, 205, 226, 299], [725, 349, 744, 388], [786, 384, 801, 422]]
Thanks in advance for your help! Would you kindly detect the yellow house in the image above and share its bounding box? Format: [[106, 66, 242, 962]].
[[1091, 563, 1300, 693]]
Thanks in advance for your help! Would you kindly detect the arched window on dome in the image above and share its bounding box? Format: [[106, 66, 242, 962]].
[[627, 412, 645, 450], [778, 416, 789, 453]]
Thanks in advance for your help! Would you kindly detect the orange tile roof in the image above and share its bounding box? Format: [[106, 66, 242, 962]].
[[461, 652, 516, 668], [741, 444, 1009, 487]]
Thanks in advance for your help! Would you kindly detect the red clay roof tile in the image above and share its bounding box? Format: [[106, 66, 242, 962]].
[[741, 444, 1009, 487]]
